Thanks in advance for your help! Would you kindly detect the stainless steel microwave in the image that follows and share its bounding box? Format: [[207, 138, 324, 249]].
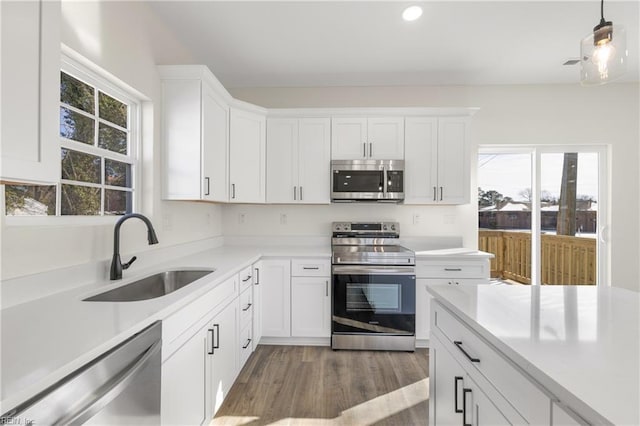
[[331, 160, 404, 202]]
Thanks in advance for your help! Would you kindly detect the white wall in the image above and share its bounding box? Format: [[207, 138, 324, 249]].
[[228, 84, 640, 291], [0, 1, 222, 280]]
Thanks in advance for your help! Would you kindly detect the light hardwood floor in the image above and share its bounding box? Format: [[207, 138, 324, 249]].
[[211, 345, 429, 426]]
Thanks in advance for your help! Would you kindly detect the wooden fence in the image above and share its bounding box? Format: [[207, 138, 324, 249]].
[[478, 230, 596, 285]]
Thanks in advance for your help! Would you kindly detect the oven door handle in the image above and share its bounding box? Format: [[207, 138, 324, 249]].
[[332, 265, 415, 276]]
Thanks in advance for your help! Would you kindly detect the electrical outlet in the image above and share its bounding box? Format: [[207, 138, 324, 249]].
[[238, 213, 245, 224], [413, 214, 420, 225], [206, 213, 212, 225], [280, 213, 287, 225]]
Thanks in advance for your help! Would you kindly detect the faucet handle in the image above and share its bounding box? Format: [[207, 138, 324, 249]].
[[122, 256, 137, 270]]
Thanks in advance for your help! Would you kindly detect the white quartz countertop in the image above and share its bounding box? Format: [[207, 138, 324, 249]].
[[1, 244, 329, 412], [427, 284, 640, 425]]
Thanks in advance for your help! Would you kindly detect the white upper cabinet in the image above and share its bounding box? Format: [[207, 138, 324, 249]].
[[159, 66, 229, 202], [229, 107, 266, 203], [267, 117, 330, 204], [1, 0, 60, 184], [331, 117, 404, 160], [405, 116, 470, 204]]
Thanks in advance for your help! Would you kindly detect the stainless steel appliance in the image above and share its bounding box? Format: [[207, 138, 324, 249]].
[[2, 322, 162, 425], [331, 160, 404, 202], [331, 222, 416, 351]]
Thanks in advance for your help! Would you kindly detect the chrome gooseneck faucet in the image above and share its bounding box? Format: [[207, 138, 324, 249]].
[[110, 213, 159, 280]]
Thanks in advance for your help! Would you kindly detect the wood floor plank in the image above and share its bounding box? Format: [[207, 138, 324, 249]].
[[211, 345, 429, 426]]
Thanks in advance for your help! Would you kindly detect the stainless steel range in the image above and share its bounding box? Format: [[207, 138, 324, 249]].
[[331, 222, 416, 351]]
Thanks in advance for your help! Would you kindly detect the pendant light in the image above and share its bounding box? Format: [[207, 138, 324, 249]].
[[580, 0, 627, 85]]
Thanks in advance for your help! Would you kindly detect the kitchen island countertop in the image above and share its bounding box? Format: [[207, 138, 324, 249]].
[[428, 284, 640, 425]]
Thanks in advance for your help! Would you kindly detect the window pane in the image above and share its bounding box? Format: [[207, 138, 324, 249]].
[[540, 153, 598, 285], [104, 189, 132, 215], [5, 185, 56, 216], [98, 123, 127, 154], [105, 159, 132, 188], [99, 91, 127, 128], [61, 148, 101, 184], [478, 153, 532, 284], [60, 72, 94, 114], [61, 184, 100, 215], [60, 107, 95, 145]]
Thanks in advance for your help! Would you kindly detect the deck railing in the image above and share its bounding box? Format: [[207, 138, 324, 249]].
[[478, 230, 596, 285]]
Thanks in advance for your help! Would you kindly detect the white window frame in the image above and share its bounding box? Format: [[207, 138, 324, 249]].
[[4, 53, 141, 226], [478, 144, 610, 287]]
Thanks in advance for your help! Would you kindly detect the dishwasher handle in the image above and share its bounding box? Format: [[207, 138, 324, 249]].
[[59, 339, 162, 425]]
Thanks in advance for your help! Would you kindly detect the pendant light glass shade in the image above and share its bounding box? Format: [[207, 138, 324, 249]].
[[580, 22, 627, 85]]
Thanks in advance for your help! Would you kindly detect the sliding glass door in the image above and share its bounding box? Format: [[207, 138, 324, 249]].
[[478, 146, 608, 286]]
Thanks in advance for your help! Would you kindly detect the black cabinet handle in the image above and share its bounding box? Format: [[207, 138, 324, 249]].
[[454, 341, 480, 363], [204, 177, 210, 196], [454, 376, 464, 413], [242, 303, 252, 312], [462, 388, 472, 426], [255, 267, 260, 285], [293, 186, 297, 200], [445, 268, 462, 272], [433, 186, 437, 201], [213, 324, 220, 351], [242, 275, 252, 282], [232, 183, 236, 199], [207, 328, 215, 354], [300, 186, 303, 201], [440, 186, 443, 201], [303, 266, 320, 270], [242, 338, 252, 349]]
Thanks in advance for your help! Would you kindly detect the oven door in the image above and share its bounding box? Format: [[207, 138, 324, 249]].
[[332, 265, 415, 335]]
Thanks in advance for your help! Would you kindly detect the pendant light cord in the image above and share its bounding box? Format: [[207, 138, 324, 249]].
[[600, 0, 606, 24]]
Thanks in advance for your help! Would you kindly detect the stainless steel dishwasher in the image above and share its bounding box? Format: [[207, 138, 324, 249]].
[[2, 321, 161, 425]]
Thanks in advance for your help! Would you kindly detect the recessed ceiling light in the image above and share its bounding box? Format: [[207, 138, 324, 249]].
[[402, 5, 423, 22]]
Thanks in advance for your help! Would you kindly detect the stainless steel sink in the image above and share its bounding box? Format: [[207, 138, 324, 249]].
[[84, 269, 215, 302]]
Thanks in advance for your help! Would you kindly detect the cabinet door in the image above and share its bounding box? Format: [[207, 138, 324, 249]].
[[367, 117, 404, 160], [162, 324, 207, 425], [259, 259, 291, 337], [202, 86, 228, 202], [0, 0, 60, 184], [437, 118, 470, 204], [206, 300, 239, 417], [266, 118, 298, 203], [331, 118, 367, 160], [229, 108, 266, 203], [415, 279, 433, 342], [430, 334, 466, 425], [297, 118, 331, 204], [404, 117, 438, 204], [465, 375, 511, 426], [291, 276, 331, 337]]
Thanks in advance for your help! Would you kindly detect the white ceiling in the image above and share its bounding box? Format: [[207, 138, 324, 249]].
[[148, 1, 640, 88]]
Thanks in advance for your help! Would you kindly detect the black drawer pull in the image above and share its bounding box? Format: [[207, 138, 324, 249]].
[[242, 338, 252, 349], [462, 388, 472, 426], [444, 268, 462, 271], [303, 266, 320, 270], [454, 341, 480, 363], [454, 376, 463, 413], [242, 303, 252, 312], [242, 275, 252, 282]]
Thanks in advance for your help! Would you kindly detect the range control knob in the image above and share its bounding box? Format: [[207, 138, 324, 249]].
[[391, 224, 396, 231], [383, 224, 388, 230]]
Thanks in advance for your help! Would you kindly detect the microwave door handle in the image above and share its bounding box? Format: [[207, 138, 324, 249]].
[[382, 169, 387, 196]]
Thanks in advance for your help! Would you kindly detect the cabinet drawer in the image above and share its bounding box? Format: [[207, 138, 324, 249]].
[[416, 260, 488, 279], [239, 265, 253, 293], [239, 287, 253, 330], [239, 323, 253, 368], [291, 258, 331, 277], [434, 302, 551, 425], [163, 274, 238, 359]]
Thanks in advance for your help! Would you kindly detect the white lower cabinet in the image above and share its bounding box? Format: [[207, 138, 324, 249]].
[[206, 299, 239, 417], [161, 322, 208, 425], [291, 276, 331, 337], [416, 257, 491, 344], [430, 301, 551, 425], [258, 259, 291, 337]]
